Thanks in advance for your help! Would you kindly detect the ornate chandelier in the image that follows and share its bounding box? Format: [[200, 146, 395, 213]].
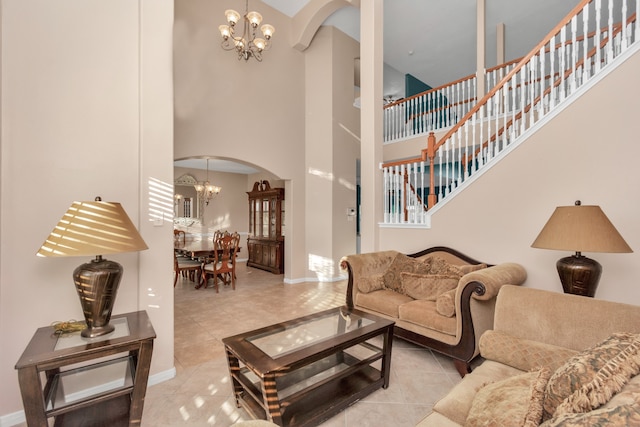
[[194, 159, 221, 206], [219, 0, 275, 62]]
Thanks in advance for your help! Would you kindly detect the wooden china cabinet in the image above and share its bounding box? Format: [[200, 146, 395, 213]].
[[247, 180, 284, 274]]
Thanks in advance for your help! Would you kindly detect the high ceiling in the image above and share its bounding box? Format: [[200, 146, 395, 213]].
[[179, 1, 580, 174], [263, 0, 579, 98]]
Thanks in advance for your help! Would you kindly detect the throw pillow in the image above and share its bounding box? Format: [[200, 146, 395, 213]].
[[401, 273, 459, 301], [425, 255, 465, 277], [435, 288, 457, 317], [479, 330, 579, 373], [383, 253, 433, 294], [539, 403, 640, 426], [356, 274, 385, 294], [459, 263, 488, 275], [542, 332, 640, 421], [465, 368, 551, 427]]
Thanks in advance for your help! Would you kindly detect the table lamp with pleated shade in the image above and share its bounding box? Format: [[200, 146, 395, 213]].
[[37, 197, 148, 337], [531, 200, 632, 297]]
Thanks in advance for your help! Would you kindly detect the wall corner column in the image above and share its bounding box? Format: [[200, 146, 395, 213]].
[[359, 0, 383, 253]]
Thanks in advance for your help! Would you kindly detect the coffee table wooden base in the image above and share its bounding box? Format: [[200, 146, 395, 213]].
[[223, 307, 394, 427]]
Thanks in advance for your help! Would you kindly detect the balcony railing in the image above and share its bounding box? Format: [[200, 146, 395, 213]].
[[381, 0, 639, 226], [383, 58, 523, 144]]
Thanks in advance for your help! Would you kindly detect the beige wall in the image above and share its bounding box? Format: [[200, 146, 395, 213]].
[[0, 0, 175, 421], [174, 166, 251, 259], [173, 2, 360, 282], [302, 25, 360, 281], [379, 47, 640, 305], [173, 0, 308, 281], [330, 29, 361, 273]]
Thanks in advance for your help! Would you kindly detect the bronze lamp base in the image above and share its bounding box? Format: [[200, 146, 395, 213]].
[[556, 253, 602, 297], [73, 256, 123, 338]]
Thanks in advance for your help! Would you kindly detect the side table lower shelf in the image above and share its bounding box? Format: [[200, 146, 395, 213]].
[[15, 311, 155, 427], [52, 394, 132, 427]]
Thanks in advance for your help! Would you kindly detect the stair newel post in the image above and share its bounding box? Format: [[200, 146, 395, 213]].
[[427, 132, 437, 209]]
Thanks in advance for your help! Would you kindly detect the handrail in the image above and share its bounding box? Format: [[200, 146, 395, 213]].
[[461, 15, 632, 169], [428, 0, 592, 157], [383, 73, 476, 110], [385, 57, 524, 112], [381, 0, 639, 224]]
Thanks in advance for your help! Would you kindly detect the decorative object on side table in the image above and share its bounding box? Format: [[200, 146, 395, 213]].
[[37, 197, 148, 337], [531, 200, 632, 297]]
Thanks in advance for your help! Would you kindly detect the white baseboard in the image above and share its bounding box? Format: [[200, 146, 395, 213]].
[[284, 274, 347, 284]]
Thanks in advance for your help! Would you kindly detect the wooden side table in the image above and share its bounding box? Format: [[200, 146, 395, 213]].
[[15, 310, 156, 427]]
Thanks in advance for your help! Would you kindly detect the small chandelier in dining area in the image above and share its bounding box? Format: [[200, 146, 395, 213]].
[[194, 159, 222, 206], [218, 0, 275, 62]]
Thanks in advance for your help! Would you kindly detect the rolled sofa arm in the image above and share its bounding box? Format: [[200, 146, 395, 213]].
[[458, 263, 527, 301], [340, 250, 400, 309]]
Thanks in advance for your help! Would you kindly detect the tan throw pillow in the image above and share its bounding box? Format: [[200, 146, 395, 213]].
[[459, 263, 488, 274], [543, 332, 640, 421], [383, 253, 433, 294], [425, 255, 465, 277], [540, 403, 640, 426], [465, 368, 551, 427], [400, 273, 459, 300], [479, 330, 579, 373], [356, 274, 385, 293], [435, 288, 456, 317]]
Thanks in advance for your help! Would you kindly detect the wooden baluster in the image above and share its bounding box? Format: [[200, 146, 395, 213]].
[[422, 92, 428, 133], [570, 15, 578, 92], [383, 166, 389, 223], [595, 0, 602, 71], [621, 0, 628, 49], [559, 25, 567, 101], [550, 33, 557, 108], [607, 0, 614, 62], [402, 165, 408, 222], [427, 132, 437, 209], [411, 162, 417, 223], [583, 5, 590, 83], [419, 160, 426, 219], [539, 45, 546, 117], [393, 165, 400, 223], [636, 0, 640, 43]]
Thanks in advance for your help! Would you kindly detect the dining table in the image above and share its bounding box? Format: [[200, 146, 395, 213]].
[[175, 241, 241, 259], [174, 240, 241, 290]]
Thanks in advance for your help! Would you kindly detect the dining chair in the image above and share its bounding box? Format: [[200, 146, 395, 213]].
[[173, 228, 193, 271], [230, 231, 241, 280], [173, 229, 186, 244], [174, 250, 201, 287], [200, 231, 237, 292]]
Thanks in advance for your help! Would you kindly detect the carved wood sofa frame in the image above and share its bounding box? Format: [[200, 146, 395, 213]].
[[341, 246, 521, 377]]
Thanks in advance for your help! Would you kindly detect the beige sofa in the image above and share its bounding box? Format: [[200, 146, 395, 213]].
[[340, 247, 527, 376], [418, 285, 640, 426]]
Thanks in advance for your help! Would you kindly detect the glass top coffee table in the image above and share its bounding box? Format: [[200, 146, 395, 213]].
[[222, 306, 395, 427]]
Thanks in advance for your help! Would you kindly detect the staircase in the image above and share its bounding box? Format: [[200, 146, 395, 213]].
[[380, 0, 639, 226]]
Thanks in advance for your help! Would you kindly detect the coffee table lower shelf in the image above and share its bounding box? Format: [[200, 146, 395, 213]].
[[235, 362, 384, 427], [223, 307, 394, 427]]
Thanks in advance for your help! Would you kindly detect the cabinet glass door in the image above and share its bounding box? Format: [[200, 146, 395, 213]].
[[262, 199, 269, 237], [270, 197, 277, 238], [249, 199, 255, 235]]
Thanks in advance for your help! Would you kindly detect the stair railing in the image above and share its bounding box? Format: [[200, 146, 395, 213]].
[[381, 0, 638, 226], [383, 59, 524, 143]]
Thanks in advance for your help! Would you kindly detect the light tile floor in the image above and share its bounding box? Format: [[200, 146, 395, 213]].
[[142, 263, 463, 427]]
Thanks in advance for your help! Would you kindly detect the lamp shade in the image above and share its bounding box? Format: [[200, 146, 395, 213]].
[[531, 203, 632, 253], [37, 199, 148, 258]]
